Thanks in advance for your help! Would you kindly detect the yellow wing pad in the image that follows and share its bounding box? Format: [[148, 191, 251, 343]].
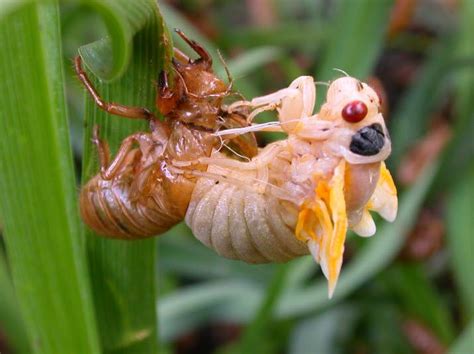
[[367, 162, 398, 222], [294, 161, 397, 298], [352, 162, 397, 236], [295, 160, 348, 298]]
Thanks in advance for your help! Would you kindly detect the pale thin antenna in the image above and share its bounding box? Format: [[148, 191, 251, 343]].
[[222, 142, 251, 162], [213, 121, 283, 137], [314, 81, 330, 87], [217, 49, 233, 85], [332, 68, 350, 77], [215, 134, 225, 153], [214, 131, 252, 162]]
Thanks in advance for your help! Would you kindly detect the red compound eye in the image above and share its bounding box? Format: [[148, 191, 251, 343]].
[[342, 100, 368, 123]]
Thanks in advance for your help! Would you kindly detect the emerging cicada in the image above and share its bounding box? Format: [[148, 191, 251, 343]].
[[182, 76, 398, 296], [78, 32, 398, 296]]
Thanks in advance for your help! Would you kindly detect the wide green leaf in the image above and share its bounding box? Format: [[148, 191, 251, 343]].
[[77, 0, 170, 81], [0, 1, 100, 353], [78, 1, 171, 352], [0, 253, 30, 354]]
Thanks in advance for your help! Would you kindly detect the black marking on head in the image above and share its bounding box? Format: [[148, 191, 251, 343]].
[[349, 123, 385, 156], [356, 81, 363, 91]]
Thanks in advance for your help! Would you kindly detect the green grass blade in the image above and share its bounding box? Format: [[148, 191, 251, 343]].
[[219, 21, 326, 50], [446, 167, 474, 319], [235, 264, 289, 353], [389, 36, 455, 165], [0, 2, 100, 353], [315, 0, 393, 106], [289, 305, 359, 354], [159, 279, 261, 342], [0, 253, 30, 354], [159, 228, 274, 281], [79, 1, 171, 352], [160, 3, 215, 57], [385, 264, 455, 343], [448, 320, 474, 354], [443, 0, 474, 321], [433, 0, 474, 193], [217, 46, 283, 79], [0, 0, 25, 19]]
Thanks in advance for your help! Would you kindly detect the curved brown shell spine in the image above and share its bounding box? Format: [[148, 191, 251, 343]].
[[185, 178, 308, 263]]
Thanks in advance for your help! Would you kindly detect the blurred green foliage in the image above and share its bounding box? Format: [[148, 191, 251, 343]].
[[0, 0, 473, 353]]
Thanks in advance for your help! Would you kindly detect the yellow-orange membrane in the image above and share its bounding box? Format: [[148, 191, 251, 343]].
[[296, 160, 348, 297]]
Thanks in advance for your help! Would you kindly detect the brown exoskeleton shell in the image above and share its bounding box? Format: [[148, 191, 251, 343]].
[[78, 30, 257, 239]]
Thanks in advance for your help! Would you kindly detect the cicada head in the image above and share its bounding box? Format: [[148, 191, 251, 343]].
[[319, 77, 392, 165], [318, 77, 397, 231], [296, 77, 398, 297]]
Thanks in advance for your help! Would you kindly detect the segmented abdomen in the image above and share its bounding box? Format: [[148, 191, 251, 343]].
[[80, 174, 182, 239], [185, 178, 308, 263]]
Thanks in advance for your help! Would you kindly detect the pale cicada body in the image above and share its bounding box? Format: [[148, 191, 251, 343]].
[[179, 76, 398, 296]]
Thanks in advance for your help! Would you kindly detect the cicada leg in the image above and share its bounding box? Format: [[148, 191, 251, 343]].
[[91, 125, 111, 173], [220, 112, 258, 158], [227, 76, 316, 130], [174, 29, 212, 67], [75, 56, 157, 120], [156, 69, 183, 116], [92, 125, 149, 181], [173, 47, 191, 64]]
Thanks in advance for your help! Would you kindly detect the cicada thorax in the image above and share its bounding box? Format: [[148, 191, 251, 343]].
[[159, 120, 218, 214], [157, 37, 258, 157], [159, 63, 226, 130]]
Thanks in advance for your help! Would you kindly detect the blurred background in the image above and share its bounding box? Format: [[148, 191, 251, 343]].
[[1, 0, 473, 353]]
